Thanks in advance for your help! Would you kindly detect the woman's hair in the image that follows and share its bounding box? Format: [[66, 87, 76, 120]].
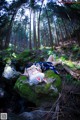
[[25, 62, 33, 69]]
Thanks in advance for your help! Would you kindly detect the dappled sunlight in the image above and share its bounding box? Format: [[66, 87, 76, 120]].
[[12, 53, 17, 58], [57, 57, 80, 70], [72, 61, 80, 69], [61, 60, 76, 68]]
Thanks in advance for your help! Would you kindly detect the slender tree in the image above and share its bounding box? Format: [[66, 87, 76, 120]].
[[37, 0, 44, 48], [45, 7, 53, 49], [29, 8, 32, 49], [5, 11, 17, 48]]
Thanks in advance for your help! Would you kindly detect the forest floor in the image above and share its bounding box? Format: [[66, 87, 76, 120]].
[[44, 41, 80, 120], [54, 40, 80, 79], [0, 40, 80, 120]]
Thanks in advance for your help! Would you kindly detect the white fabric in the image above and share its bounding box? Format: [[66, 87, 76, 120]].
[[26, 65, 45, 85], [29, 72, 45, 85]]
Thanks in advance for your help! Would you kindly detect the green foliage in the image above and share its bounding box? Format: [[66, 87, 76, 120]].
[[71, 4, 80, 10], [60, 56, 66, 61], [72, 45, 80, 52], [56, 54, 79, 70], [66, 74, 73, 83], [16, 49, 31, 60], [76, 65, 80, 70], [65, 60, 75, 68], [0, 46, 17, 63], [65, 73, 80, 85], [47, 50, 53, 55], [16, 49, 47, 63]]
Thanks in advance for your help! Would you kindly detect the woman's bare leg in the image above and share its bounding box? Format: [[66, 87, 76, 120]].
[[23, 68, 28, 76], [47, 55, 61, 66], [47, 55, 54, 62]]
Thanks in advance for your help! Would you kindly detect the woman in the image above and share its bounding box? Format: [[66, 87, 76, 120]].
[[23, 55, 60, 85]]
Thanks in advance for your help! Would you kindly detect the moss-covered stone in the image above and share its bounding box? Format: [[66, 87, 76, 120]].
[[16, 50, 31, 60], [45, 70, 62, 91], [14, 76, 38, 104], [14, 70, 62, 106]]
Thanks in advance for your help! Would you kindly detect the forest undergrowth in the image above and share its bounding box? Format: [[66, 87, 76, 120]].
[[44, 41, 80, 120]]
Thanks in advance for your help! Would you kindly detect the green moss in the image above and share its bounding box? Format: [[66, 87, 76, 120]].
[[65, 60, 75, 69], [31, 56, 44, 62], [60, 56, 66, 61], [35, 83, 51, 94], [44, 83, 51, 91], [16, 49, 31, 60], [14, 75, 38, 104], [45, 70, 62, 91], [14, 70, 62, 106]]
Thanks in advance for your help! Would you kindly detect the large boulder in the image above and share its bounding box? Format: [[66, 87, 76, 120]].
[[14, 70, 61, 106]]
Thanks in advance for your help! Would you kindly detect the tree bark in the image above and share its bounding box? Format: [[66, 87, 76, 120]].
[[37, 0, 44, 48], [0, 38, 3, 50], [33, 10, 37, 49], [58, 20, 63, 44], [62, 18, 71, 41], [75, 29, 80, 46], [53, 17, 59, 45], [45, 8, 53, 49], [29, 9, 32, 49], [5, 12, 16, 48], [37, 11, 40, 48], [62, 65, 80, 80]]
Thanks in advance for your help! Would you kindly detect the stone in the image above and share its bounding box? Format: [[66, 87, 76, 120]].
[[14, 70, 62, 106], [19, 110, 52, 120], [2, 64, 20, 79]]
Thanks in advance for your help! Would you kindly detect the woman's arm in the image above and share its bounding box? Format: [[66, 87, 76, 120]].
[[22, 68, 28, 76]]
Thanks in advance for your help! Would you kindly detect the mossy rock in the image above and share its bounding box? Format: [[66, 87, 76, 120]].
[[14, 70, 62, 106], [30, 55, 44, 62], [16, 50, 34, 63], [14, 76, 38, 104], [45, 70, 62, 91]]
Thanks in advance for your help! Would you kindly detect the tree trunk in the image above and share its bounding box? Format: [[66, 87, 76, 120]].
[[37, 0, 44, 48], [62, 64, 80, 80], [0, 38, 3, 50], [37, 11, 40, 48], [58, 21, 63, 44], [61, 18, 71, 41], [5, 12, 16, 48], [54, 23, 59, 45], [53, 17, 59, 45], [29, 9, 32, 49], [45, 9, 53, 49], [33, 10, 37, 49], [14, 33, 17, 52], [75, 29, 80, 46]]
